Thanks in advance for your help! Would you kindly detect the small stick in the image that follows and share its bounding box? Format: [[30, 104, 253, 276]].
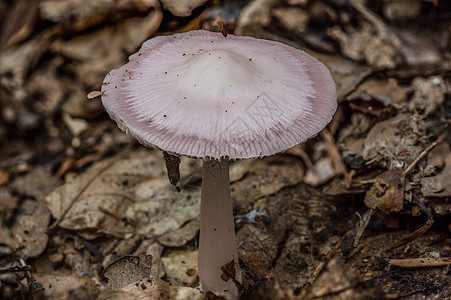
[[389, 257, 451, 268], [402, 133, 446, 177]]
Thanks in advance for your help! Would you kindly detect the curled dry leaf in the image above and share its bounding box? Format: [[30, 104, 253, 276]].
[[235, 0, 279, 35], [364, 170, 404, 214], [328, 21, 401, 69], [46, 150, 200, 238], [409, 76, 447, 116]]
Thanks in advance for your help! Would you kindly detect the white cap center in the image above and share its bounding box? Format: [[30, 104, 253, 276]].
[[184, 49, 256, 95]]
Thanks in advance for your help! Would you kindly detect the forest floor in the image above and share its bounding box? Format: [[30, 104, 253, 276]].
[[0, 0, 450, 299]]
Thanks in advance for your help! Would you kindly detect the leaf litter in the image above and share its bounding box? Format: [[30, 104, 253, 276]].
[[0, 0, 450, 298]]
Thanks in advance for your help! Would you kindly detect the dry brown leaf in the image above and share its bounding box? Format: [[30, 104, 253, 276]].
[[46, 150, 200, 238], [309, 257, 383, 299], [236, 224, 277, 278], [11, 199, 51, 259], [10, 166, 57, 200], [361, 113, 424, 169], [328, 21, 400, 69], [134, 241, 164, 278], [103, 253, 153, 290], [0, 0, 40, 50], [232, 159, 303, 211], [99, 277, 204, 300], [346, 78, 405, 107], [364, 170, 404, 214], [158, 218, 199, 247], [32, 273, 97, 299], [421, 164, 451, 197], [409, 76, 447, 116], [161, 249, 198, 286]]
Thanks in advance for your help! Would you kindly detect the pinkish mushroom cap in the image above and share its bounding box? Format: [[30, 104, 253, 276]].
[[101, 30, 336, 159]]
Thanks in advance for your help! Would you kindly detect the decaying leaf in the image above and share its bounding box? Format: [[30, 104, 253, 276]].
[[158, 218, 199, 247], [161, 250, 198, 286], [11, 199, 51, 259], [32, 273, 97, 299], [421, 164, 451, 197], [231, 158, 304, 211], [46, 150, 200, 239], [409, 76, 447, 116], [361, 113, 424, 169], [99, 277, 204, 300], [237, 224, 278, 278], [310, 257, 384, 299], [10, 166, 58, 200], [328, 21, 401, 69], [103, 253, 153, 290], [364, 170, 404, 214]]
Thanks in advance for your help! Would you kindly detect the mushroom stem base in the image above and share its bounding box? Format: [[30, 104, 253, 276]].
[[199, 159, 241, 299]]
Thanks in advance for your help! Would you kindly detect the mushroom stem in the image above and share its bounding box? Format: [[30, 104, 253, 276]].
[[199, 159, 240, 298]]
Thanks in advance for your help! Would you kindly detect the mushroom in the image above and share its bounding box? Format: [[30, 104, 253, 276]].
[[101, 30, 336, 299]]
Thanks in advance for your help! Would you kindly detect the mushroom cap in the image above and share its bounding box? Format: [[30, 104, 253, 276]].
[[101, 30, 336, 160]]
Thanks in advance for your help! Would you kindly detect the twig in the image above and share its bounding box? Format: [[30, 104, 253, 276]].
[[386, 218, 434, 251], [297, 241, 342, 299], [402, 133, 446, 177], [0, 265, 32, 274], [389, 257, 451, 268]]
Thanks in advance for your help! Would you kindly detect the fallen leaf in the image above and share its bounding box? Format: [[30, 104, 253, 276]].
[[158, 218, 199, 247], [310, 257, 383, 299], [46, 150, 200, 239], [364, 170, 404, 214], [232, 159, 303, 211], [421, 164, 451, 197], [161, 249, 198, 286], [103, 253, 153, 290], [10, 166, 58, 200], [99, 277, 204, 300], [236, 224, 277, 278], [11, 199, 51, 259], [32, 274, 97, 299]]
